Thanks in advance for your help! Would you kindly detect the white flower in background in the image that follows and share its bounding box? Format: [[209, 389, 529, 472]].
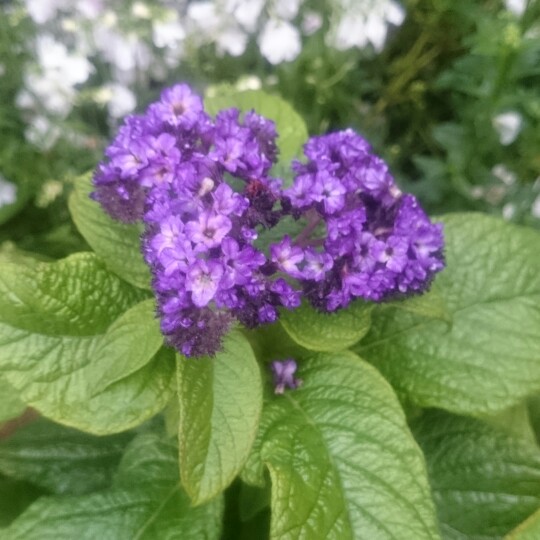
[[93, 26, 152, 82], [227, 0, 265, 32], [132, 1, 151, 19], [187, 1, 251, 57], [16, 35, 93, 125], [504, 0, 527, 17], [302, 11, 323, 35], [532, 194, 540, 219], [236, 75, 262, 91], [273, 0, 302, 21], [35, 35, 92, 87], [259, 19, 302, 64], [217, 27, 249, 56], [492, 164, 517, 186], [96, 84, 137, 119], [25, 115, 62, 151], [24, 0, 68, 24], [327, 0, 405, 52], [152, 16, 186, 50], [17, 74, 74, 117], [76, 0, 105, 19], [493, 111, 523, 145], [0, 176, 17, 208], [502, 203, 516, 220]]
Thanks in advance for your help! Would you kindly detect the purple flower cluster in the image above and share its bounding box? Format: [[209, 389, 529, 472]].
[[92, 85, 213, 223], [143, 155, 301, 357], [93, 83, 304, 356], [92, 83, 444, 357], [279, 130, 445, 311]]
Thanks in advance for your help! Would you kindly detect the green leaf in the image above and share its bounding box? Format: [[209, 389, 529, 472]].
[[506, 509, 540, 540], [5, 430, 224, 540], [384, 285, 452, 323], [0, 419, 132, 495], [61, 347, 176, 435], [280, 300, 373, 352], [412, 410, 540, 539], [177, 331, 262, 504], [0, 378, 25, 423], [245, 321, 308, 364], [204, 89, 308, 175], [0, 251, 144, 336], [68, 173, 151, 289], [0, 253, 171, 434], [244, 351, 441, 540], [86, 298, 163, 392], [356, 214, 540, 415], [480, 403, 537, 445]]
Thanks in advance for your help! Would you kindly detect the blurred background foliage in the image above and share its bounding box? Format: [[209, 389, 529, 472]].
[[0, 0, 539, 261]]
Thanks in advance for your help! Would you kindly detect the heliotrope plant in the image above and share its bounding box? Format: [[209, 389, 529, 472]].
[[1, 86, 540, 540], [92, 83, 444, 357]]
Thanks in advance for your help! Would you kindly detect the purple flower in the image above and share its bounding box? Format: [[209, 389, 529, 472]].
[[186, 260, 224, 307], [271, 359, 302, 394], [312, 171, 346, 215], [150, 84, 204, 129], [185, 211, 233, 250], [302, 248, 334, 281], [270, 235, 304, 276], [159, 237, 195, 276]]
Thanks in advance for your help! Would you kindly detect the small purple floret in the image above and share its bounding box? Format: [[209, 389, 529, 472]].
[[271, 359, 302, 394]]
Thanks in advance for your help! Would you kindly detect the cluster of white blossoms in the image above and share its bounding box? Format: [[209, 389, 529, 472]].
[[15, 0, 406, 149], [0, 175, 17, 209]]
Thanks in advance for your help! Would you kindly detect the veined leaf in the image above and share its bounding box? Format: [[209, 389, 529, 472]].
[[244, 351, 441, 540], [356, 213, 540, 415], [413, 410, 540, 539], [0, 253, 171, 434], [5, 430, 223, 539], [177, 331, 262, 504], [0, 419, 132, 495], [280, 300, 373, 352]]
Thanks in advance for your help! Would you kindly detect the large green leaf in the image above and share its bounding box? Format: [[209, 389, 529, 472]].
[[0, 253, 171, 434], [5, 430, 224, 539], [205, 88, 308, 176], [243, 351, 441, 540], [0, 419, 132, 495], [280, 300, 373, 352], [356, 214, 540, 415], [68, 174, 151, 289], [0, 378, 25, 423], [0, 251, 143, 336], [413, 410, 540, 540], [177, 331, 262, 504]]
